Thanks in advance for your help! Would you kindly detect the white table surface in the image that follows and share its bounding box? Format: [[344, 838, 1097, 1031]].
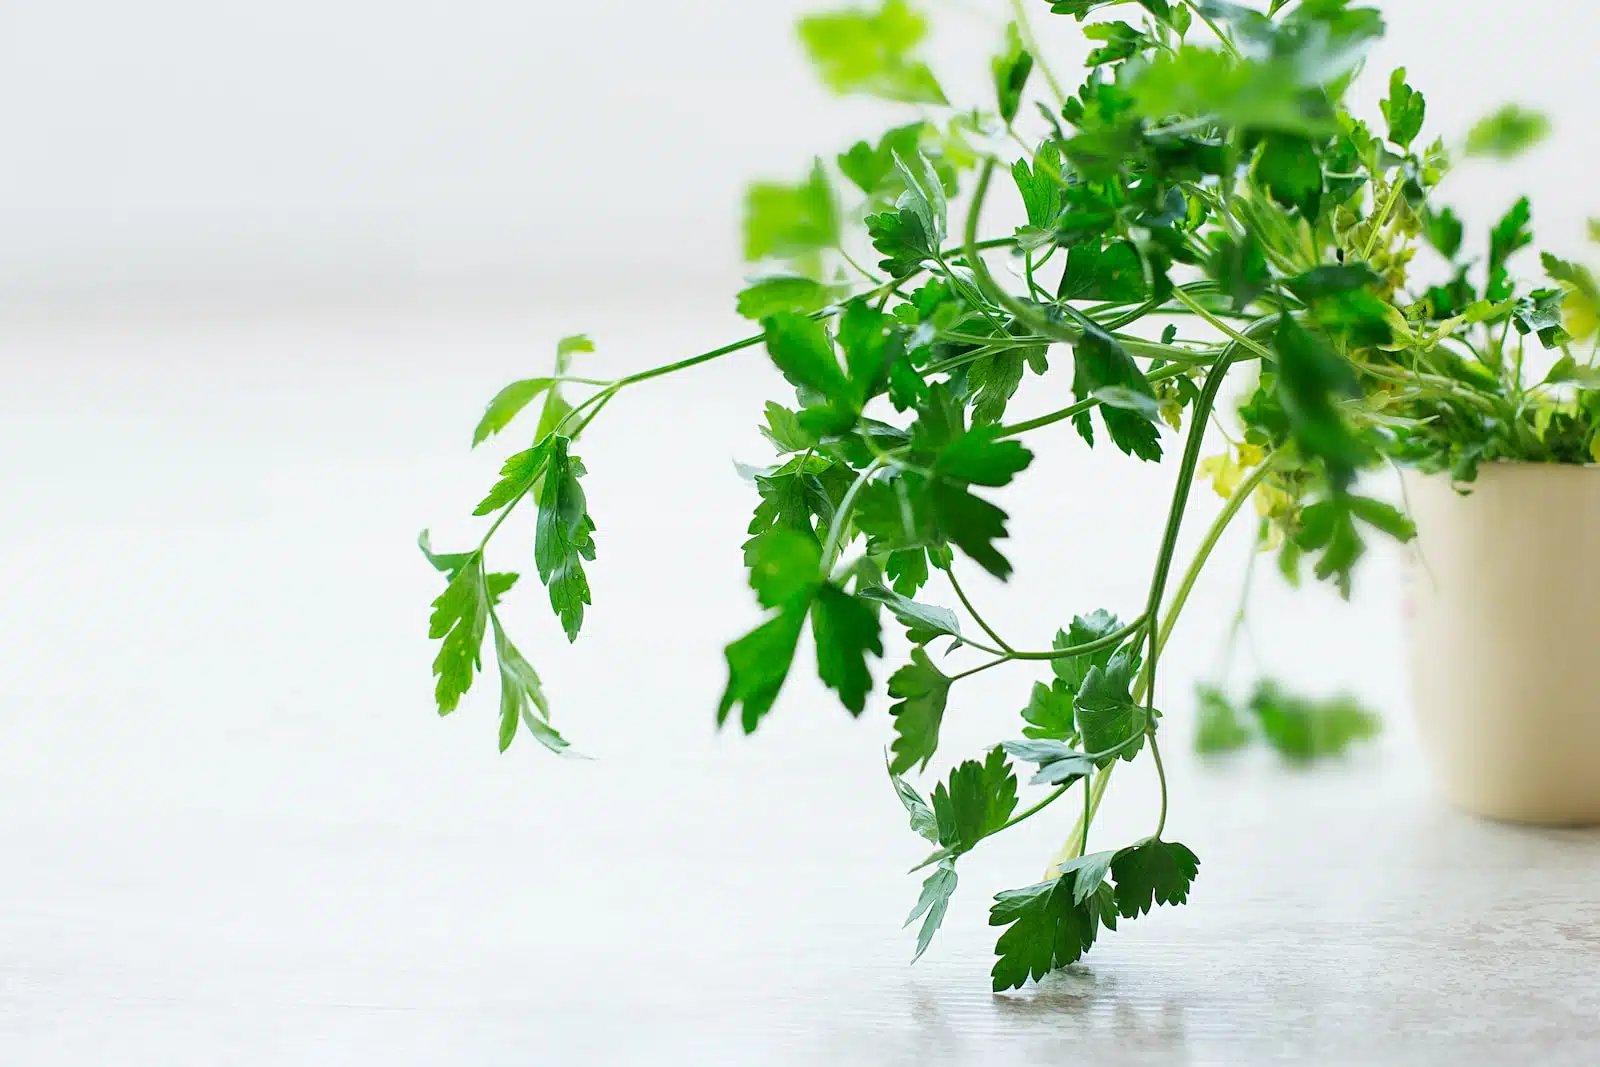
[[3, 300, 1597, 1065]]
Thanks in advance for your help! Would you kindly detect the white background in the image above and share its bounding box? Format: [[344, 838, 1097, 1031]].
[[0, 0, 1596, 304]]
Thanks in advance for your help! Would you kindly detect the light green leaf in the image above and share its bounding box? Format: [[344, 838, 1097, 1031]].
[[534, 436, 597, 642], [1465, 104, 1550, 160], [799, 0, 948, 105], [887, 647, 953, 774]]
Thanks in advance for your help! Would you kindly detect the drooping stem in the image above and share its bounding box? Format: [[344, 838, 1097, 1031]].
[[947, 567, 1015, 654], [1150, 734, 1170, 838], [819, 456, 888, 574]]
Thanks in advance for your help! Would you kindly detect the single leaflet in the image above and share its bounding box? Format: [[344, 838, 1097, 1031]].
[[422, 0, 1576, 990]]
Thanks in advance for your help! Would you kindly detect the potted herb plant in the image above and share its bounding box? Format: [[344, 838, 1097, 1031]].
[[419, 0, 1579, 989]]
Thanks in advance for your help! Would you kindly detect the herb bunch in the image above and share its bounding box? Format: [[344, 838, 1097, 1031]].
[[421, 0, 1576, 990]]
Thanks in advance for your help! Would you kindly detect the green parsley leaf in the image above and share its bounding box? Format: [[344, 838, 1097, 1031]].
[[1465, 104, 1550, 160], [968, 351, 1027, 427], [472, 439, 552, 517], [1272, 317, 1363, 491], [988, 872, 1098, 991], [887, 647, 953, 774], [812, 584, 884, 714], [718, 603, 809, 733], [892, 150, 949, 252], [1074, 646, 1148, 761], [1082, 21, 1145, 68], [928, 479, 1017, 580], [429, 556, 490, 715], [472, 379, 555, 448], [1001, 738, 1097, 787], [1194, 683, 1251, 754], [736, 276, 842, 320], [1012, 141, 1063, 231], [1423, 206, 1464, 261], [1071, 325, 1162, 461], [744, 160, 840, 264], [838, 121, 928, 197], [534, 436, 597, 641], [760, 401, 818, 454], [1050, 609, 1126, 692], [1021, 680, 1077, 741], [1256, 133, 1322, 219], [906, 861, 958, 962], [1487, 196, 1533, 302], [865, 208, 935, 276], [890, 760, 941, 842], [492, 617, 568, 755], [1379, 67, 1425, 149], [935, 427, 1034, 487], [991, 23, 1033, 125], [763, 312, 851, 401], [1110, 838, 1200, 918], [798, 0, 948, 105], [1248, 680, 1381, 761], [857, 585, 961, 644], [932, 746, 1019, 854], [747, 527, 823, 609]]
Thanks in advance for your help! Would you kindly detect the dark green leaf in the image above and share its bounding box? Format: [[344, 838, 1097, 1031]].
[[1273, 318, 1363, 492], [1021, 680, 1077, 741], [887, 647, 953, 774], [932, 746, 1019, 854], [764, 312, 850, 401], [1111, 838, 1200, 918], [812, 584, 884, 714], [472, 439, 552, 517], [935, 427, 1034, 487], [1487, 197, 1533, 302], [1424, 206, 1464, 260], [534, 436, 598, 642], [1071, 325, 1162, 461], [1012, 142, 1063, 230], [1050, 609, 1126, 692], [968, 351, 1027, 427], [928, 480, 1016, 580], [989, 870, 1099, 992], [866, 208, 934, 276], [1074, 647, 1148, 761], [1257, 133, 1322, 218], [429, 556, 488, 715], [746, 526, 823, 609], [761, 401, 818, 454], [892, 150, 948, 251], [718, 603, 808, 733], [1285, 264, 1380, 302], [992, 23, 1033, 124]]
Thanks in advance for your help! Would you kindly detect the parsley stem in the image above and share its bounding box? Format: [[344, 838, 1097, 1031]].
[[1184, 1, 1243, 60], [1362, 181, 1406, 261], [613, 332, 767, 389], [994, 362, 1196, 438], [1080, 775, 1091, 858], [1171, 288, 1276, 360], [818, 456, 888, 576], [1006, 615, 1147, 662], [951, 657, 1008, 683], [1150, 733, 1170, 838], [947, 567, 1015, 654]]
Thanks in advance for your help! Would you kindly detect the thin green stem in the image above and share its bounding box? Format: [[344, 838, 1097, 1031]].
[[996, 362, 1197, 439], [1150, 734, 1170, 838], [1171, 288, 1276, 360], [947, 567, 1015, 654], [1362, 182, 1405, 261], [1007, 616, 1147, 662], [1155, 455, 1279, 656], [1080, 776, 1091, 857], [819, 456, 888, 574], [952, 657, 1009, 683], [1184, 0, 1243, 59]]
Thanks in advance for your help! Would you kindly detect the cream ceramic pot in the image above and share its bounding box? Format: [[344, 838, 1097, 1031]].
[[1405, 463, 1600, 825]]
